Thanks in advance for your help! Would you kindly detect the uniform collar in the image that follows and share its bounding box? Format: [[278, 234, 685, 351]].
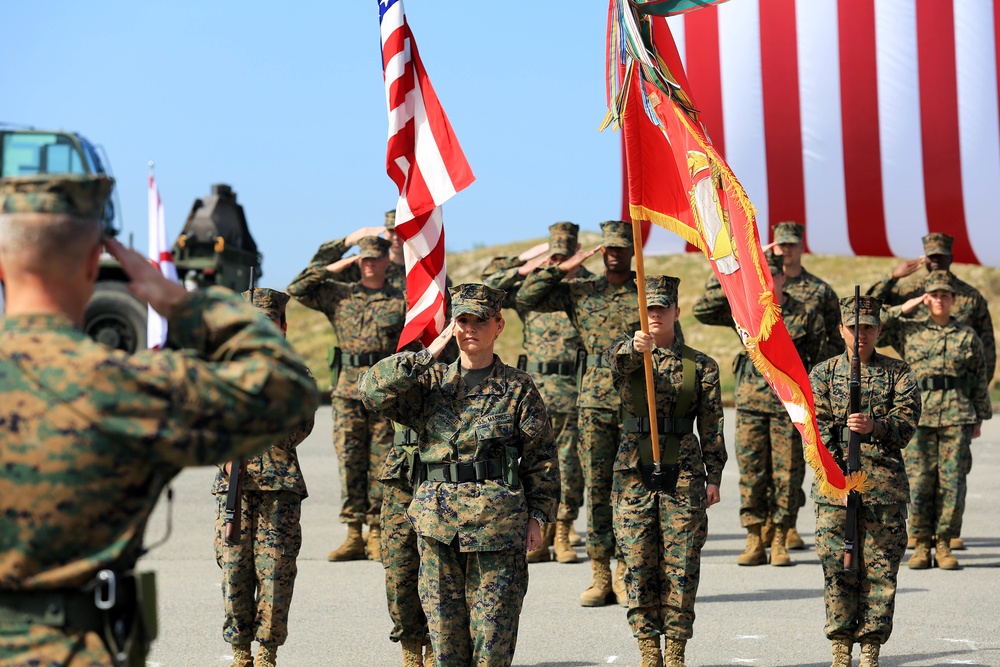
[[1, 312, 79, 333]]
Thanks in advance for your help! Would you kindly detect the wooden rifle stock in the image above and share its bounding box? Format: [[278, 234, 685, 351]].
[[843, 285, 862, 570]]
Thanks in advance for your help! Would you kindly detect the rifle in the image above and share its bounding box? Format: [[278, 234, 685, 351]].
[[843, 285, 862, 570], [224, 271, 255, 545]]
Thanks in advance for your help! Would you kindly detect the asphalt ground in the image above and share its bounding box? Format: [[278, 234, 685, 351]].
[[145, 407, 1000, 667]]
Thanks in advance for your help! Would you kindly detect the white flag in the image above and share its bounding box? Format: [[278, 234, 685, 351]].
[[147, 173, 178, 349]]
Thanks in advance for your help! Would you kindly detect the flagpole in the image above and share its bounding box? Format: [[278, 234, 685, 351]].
[[630, 218, 663, 467]]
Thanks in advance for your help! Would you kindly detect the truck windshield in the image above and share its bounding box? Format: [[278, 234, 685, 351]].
[[1, 132, 87, 177]]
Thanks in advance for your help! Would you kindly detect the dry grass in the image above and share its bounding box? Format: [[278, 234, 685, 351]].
[[287, 235, 1000, 401]]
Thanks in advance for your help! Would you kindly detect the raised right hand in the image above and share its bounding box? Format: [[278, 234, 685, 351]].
[[325, 255, 361, 273], [517, 242, 549, 262], [428, 319, 456, 359], [104, 237, 187, 319], [891, 256, 926, 279], [558, 245, 601, 273], [344, 226, 387, 247]]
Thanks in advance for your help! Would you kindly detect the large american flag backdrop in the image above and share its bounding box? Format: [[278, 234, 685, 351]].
[[636, 0, 1000, 267]]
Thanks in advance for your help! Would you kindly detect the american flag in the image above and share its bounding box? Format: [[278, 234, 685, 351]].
[[378, 0, 475, 348]]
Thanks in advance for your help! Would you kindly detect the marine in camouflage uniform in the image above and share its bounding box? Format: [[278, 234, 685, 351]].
[[693, 253, 826, 566], [212, 289, 315, 667], [0, 175, 319, 667], [772, 221, 843, 547], [879, 271, 991, 571], [288, 235, 414, 562], [809, 295, 921, 667], [482, 221, 592, 564], [359, 284, 559, 667], [608, 276, 727, 667], [516, 220, 644, 606], [306, 212, 406, 291]]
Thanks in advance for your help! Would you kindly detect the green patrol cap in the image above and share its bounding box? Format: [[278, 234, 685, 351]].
[[765, 251, 784, 276], [359, 235, 391, 259], [450, 283, 505, 319], [548, 221, 579, 257], [0, 174, 114, 219], [840, 295, 882, 327], [922, 232, 953, 257], [385, 210, 396, 230], [924, 270, 954, 294], [773, 221, 804, 245], [241, 287, 290, 322], [645, 275, 680, 308], [600, 220, 633, 248]]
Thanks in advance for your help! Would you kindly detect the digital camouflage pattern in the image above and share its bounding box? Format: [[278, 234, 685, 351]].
[[0, 174, 113, 217], [693, 275, 826, 527], [287, 257, 414, 525], [359, 348, 557, 665], [607, 336, 726, 640], [482, 255, 592, 521], [450, 283, 505, 319], [783, 269, 844, 360], [358, 235, 391, 258], [296, 236, 407, 293], [880, 303, 991, 541], [0, 288, 319, 665], [379, 474, 427, 643], [240, 287, 290, 325]]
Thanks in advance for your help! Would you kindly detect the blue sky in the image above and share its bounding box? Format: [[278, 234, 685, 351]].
[[1, 1, 619, 288]]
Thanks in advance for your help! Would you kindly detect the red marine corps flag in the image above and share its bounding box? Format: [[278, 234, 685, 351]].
[[378, 0, 475, 349], [603, 0, 861, 499]]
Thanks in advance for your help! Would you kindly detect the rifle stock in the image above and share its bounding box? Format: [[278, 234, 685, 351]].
[[843, 285, 862, 570], [223, 458, 243, 545]]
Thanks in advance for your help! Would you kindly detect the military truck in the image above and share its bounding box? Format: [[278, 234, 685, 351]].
[[0, 126, 261, 352]]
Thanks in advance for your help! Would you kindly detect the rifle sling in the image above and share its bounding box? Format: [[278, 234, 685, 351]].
[[626, 345, 697, 468]]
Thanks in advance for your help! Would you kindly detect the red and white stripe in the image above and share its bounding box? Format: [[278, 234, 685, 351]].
[[379, 0, 475, 348], [639, 0, 1000, 266], [147, 173, 178, 349]]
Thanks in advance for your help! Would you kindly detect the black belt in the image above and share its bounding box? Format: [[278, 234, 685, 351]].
[[339, 351, 387, 367], [585, 354, 609, 369], [424, 458, 503, 483], [526, 361, 576, 376], [836, 426, 872, 444], [0, 589, 103, 631], [623, 415, 695, 436], [918, 375, 961, 391]]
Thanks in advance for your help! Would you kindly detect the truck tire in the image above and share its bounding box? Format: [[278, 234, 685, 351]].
[[85, 281, 147, 353]]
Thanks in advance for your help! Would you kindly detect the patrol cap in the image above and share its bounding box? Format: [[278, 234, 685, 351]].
[[0, 174, 114, 220], [384, 210, 396, 230], [922, 233, 954, 257], [450, 283, 506, 319], [241, 287, 290, 322], [765, 251, 784, 276], [840, 295, 882, 327], [600, 220, 633, 248], [924, 270, 954, 294], [645, 275, 680, 308], [548, 221, 579, 257], [358, 235, 391, 259], [773, 221, 804, 245]]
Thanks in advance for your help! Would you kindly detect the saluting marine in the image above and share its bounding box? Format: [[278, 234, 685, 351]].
[[809, 295, 921, 667], [0, 175, 318, 666], [879, 271, 991, 571], [213, 288, 315, 667], [608, 276, 727, 667]]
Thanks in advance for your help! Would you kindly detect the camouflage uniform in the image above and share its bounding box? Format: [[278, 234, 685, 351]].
[[287, 236, 410, 529], [0, 175, 319, 667], [809, 296, 921, 647], [212, 289, 314, 653], [359, 284, 559, 667], [693, 260, 826, 532], [481, 223, 591, 529], [879, 272, 991, 545], [607, 276, 727, 648], [515, 221, 641, 564]]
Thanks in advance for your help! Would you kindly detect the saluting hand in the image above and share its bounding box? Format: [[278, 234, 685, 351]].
[[105, 237, 187, 319], [900, 294, 927, 315], [558, 245, 601, 273], [517, 253, 550, 276], [344, 226, 386, 247], [428, 319, 456, 359], [517, 242, 549, 263], [891, 256, 926, 279], [325, 255, 360, 273]]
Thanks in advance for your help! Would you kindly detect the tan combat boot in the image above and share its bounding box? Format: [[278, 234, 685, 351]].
[[327, 522, 366, 561], [568, 523, 583, 546], [770, 527, 792, 566], [830, 638, 852, 667], [908, 537, 932, 569], [664, 638, 686, 667], [935, 536, 960, 570], [579, 557, 613, 606], [859, 640, 880, 667], [761, 517, 774, 547], [950, 536, 966, 550], [255, 644, 277, 667], [906, 530, 916, 550], [612, 559, 628, 606], [401, 638, 423, 667], [638, 637, 663, 667], [737, 525, 767, 566], [367, 524, 382, 563], [527, 523, 554, 563], [786, 525, 805, 550], [229, 644, 253, 667], [423, 638, 434, 667], [554, 520, 579, 563]]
